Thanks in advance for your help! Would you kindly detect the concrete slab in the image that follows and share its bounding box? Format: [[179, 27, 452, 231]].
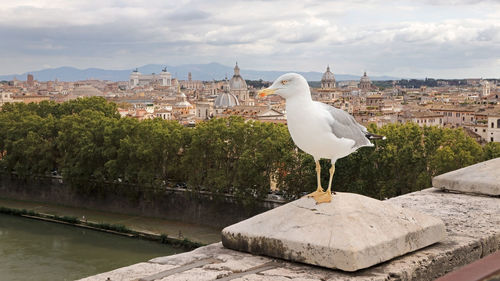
[[433, 157, 500, 196], [221, 192, 446, 271]]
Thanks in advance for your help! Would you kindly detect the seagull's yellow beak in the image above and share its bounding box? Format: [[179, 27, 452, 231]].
[[258, 88, 276, 98]]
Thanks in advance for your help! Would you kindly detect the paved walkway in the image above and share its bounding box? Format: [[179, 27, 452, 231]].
[[0, 197, 221, 244]]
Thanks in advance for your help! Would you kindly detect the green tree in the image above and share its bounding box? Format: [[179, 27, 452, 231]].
[[114, 118, 185, 186], [56, 109, 118, 191], [482, 142, 500, 160]]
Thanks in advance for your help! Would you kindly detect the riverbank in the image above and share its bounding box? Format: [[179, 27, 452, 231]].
[[0, 174, 282, 229], [0, 213, 183, 281], [0, 197, 221, 245]]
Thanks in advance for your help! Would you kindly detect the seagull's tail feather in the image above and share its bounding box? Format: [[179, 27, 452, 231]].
[[365, 132, 386, 141]]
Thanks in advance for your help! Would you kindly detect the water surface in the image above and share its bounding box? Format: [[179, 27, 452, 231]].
[[0, 214, 182, 281]]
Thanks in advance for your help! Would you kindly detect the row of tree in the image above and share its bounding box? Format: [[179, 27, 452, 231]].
[[1, 97, 499, 202]]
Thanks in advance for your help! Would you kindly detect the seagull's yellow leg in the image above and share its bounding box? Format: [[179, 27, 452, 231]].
[[305, 160, 325, 199], [315, 164, 335, 204]]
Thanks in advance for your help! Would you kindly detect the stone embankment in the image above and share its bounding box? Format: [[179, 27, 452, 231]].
[[80, 159, 500, 281], [0, 174, 283, 228]]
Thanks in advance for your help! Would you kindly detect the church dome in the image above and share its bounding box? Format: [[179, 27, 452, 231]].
[[215, 92, 239, 108], [321, 65, 335, 82], [229, 62, 247, 90], [359, 71, 372, 90], [360, 72, 370, 83], [175, 100, 192, 107], [174, 91, 192, 107]]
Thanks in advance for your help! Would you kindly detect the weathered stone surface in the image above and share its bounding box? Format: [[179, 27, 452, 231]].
[[157, 267, 231, 281], [80, 188, 500, 281], [77, 262, 177, 281], [432, 157, 500, 196], [221, 192, 446, 271]]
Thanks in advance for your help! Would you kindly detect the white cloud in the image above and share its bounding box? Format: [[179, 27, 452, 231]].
[[0, 0, 499, 78]]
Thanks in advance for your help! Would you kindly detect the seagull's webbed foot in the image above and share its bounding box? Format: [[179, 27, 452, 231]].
[[305, 186, 325, 199], [305, 160, 326, 200], [314, 189, 332, 204]]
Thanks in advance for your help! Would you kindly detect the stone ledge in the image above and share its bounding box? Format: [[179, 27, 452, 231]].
[[432, 157, 500, 196], [78, 188, 500, 281], [221, 192, 446, 271]]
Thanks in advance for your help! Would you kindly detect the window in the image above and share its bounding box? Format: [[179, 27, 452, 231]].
[[456, 113, 460, 117], [475, 128, 478, 132], [492, 122, 495, 128], [491, 137, 494, 142], [483, 129, 486, 132], [498, 119, 500, 128]]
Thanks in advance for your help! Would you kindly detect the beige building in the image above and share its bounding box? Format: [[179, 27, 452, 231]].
[[411, 112, 444, 127], [195, 101, 214, 120], [487, 115, 500, 142], [0, 92, 17, 107], [430, 107, 475, 127], [469, 124, 488, 141], [155, 108, 173, 120]]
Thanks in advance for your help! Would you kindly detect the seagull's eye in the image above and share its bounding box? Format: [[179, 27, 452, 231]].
[[281, 80, 288, 85]]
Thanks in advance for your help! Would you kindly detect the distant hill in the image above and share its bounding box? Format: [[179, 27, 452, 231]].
[[0, 63, 399, 82]]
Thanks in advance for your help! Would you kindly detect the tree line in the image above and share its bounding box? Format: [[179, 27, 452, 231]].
[[0, 97, 499, 202]]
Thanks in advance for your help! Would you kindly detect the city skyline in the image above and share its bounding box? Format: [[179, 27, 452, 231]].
[[1, 0, 500, 78]]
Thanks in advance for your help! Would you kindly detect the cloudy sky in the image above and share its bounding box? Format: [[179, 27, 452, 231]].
[[1, 0, 499, 78]]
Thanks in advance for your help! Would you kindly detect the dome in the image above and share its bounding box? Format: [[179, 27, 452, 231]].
[[321, 65, 335, 82], [359, 71, 372, 90], [229, 62, 247, 90], [215, 92, 240, 108], [229, 76, 247, 90], [174, 91, 192, 107], [360, 72, 371, 83], [72, 85, 102, 97], [174, 100, 192, 107]]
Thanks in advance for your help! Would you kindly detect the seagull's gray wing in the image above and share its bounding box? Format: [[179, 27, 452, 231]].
[[314, 101, 373, 149]]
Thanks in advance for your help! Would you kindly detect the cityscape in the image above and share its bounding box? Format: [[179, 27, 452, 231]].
[[0, 0, 499, 280], [1, 62, 499, 143]]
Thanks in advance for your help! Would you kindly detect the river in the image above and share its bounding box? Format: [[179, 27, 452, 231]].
[[0, 214, 183, 281], [0, 197, 222, 244]]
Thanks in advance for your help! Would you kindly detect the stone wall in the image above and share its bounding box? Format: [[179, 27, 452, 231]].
[[0, 174, 282, 228], [79, 188, 500, 281]]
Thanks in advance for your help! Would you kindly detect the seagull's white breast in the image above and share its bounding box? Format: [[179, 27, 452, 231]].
[[286, 100, 354, 160]]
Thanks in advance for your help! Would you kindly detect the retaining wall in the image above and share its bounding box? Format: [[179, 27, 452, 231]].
[[0, 175, 282, 228]]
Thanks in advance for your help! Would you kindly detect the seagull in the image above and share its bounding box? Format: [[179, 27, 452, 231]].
[[258, 73, 384, 204]]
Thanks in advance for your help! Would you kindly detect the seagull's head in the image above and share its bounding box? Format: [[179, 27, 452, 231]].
[[258, 73, 310, 100]]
